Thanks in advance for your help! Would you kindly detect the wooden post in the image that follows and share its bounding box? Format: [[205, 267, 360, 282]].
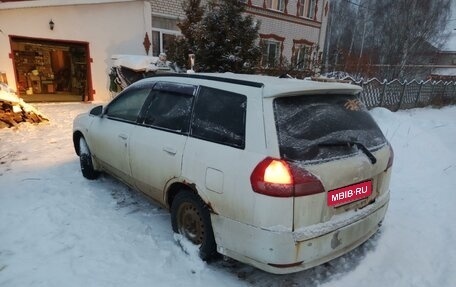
[[414, 81, 423, 107], [397, 80, 407, 111], [379, 79, 387, 107]]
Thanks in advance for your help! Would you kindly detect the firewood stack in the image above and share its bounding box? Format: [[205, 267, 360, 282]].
[[0, 100, 47, 128]]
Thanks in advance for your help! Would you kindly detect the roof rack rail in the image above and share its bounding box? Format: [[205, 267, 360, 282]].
[[149, 73, 264, 88]]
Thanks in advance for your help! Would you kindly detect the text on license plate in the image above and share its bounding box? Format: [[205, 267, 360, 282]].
[[327, 180, 372, 206]]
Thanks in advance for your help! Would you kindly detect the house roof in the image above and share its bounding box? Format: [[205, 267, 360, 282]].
[[432, 68, 456, 76], [442, 30, 456, 53], [0, 0, 138, 10]]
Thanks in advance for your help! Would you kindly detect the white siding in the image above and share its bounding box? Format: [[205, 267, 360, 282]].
[[0, 1, 152, 102]]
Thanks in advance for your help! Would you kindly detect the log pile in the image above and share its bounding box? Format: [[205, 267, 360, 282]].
[[0, 86, 48, 128]]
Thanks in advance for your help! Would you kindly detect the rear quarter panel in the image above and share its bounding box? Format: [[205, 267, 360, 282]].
[[180, 81, 294, 230]]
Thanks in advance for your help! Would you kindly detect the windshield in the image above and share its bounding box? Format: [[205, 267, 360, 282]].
[[274, 94, 386, 163]]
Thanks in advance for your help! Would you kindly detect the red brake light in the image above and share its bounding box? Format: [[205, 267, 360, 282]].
[[250, 157, 325, 197]]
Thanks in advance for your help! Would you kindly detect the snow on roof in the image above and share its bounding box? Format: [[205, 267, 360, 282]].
[[0, 0, 138, 10], [432, 67, 456, 76], [442, 30, 456, 52], [112, 54, 160, 71]]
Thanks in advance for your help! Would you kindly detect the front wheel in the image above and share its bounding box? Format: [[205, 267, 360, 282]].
[[79, 137, 99, 180], [171, 191, 217, 260]]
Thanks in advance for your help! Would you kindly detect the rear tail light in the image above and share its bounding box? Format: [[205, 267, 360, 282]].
[[250, 157, 325, 197], [264, 159, 292, 184], [386, 143, 394, 170]]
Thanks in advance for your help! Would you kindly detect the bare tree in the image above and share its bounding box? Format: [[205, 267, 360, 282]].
[[325, 0, 452, 80]]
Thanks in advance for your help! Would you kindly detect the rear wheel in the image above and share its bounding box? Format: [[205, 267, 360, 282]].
[[171, 191, 217, 260], [79, 137, 99, 180]]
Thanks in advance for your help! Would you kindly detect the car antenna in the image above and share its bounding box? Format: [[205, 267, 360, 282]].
[[278, 59, 305, 79]]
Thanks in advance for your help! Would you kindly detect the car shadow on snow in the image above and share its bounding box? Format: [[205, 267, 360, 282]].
[[93, 172, 384, 287], [96, 173, 169, 217]]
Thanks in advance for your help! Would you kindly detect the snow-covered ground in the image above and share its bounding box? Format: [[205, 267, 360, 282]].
[[0, 103, 455, 287]]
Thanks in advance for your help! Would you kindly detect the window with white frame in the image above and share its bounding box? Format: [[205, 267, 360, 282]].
[[152, 30, 179, 57], [306, 0, 316, 19], [261, 40, 281, 68], [297, 0, 316, 19], [294, 45, 311, 70], [265, 0, 286, 12], [152, 16, 180, 57], [297, 0, 305, 17]]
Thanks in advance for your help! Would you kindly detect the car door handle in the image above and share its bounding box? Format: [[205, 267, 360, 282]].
[[118, 134, 128, 140], [163, 147, 177, 156]]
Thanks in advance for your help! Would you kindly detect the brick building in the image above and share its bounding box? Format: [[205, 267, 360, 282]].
[[150, 0, 330, 71], [0, 0, 329, 102], [431, 30, 456, 81]]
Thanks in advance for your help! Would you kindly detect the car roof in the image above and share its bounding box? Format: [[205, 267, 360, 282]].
[[135, 73, 363, 98], [200, 73, 363, 98]]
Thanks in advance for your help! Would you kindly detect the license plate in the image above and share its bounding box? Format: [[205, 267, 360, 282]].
[[327, 180, 372, 207]]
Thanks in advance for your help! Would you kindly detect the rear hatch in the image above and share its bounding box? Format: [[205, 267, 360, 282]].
[[273, 94, 392, 231]]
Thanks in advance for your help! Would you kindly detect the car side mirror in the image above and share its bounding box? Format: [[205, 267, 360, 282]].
[[89, 105, 103, 116]]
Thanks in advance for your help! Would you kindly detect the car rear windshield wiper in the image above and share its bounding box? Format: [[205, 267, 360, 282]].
[[317, 140, 377, 164]]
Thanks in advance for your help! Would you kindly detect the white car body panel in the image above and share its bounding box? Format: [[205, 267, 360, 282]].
[[212, 192, 388, 274], [72, 73, 392, 274], [90, 118, 132, 183], [129, 125, 187, 199]]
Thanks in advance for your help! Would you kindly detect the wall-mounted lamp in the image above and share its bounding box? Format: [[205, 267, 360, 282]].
[[49, 19, 55, 31]]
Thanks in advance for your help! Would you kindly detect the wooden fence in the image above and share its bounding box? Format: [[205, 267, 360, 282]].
[[342, 77, 456, 111]]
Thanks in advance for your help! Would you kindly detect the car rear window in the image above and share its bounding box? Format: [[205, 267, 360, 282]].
[[274, 95, 386, 163]]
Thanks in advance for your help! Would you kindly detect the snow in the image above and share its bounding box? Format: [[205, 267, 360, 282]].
[[442, 30, 456, 52], [111, 55, 170, 72], [111, 55, 162, 72], [0, 83, 47, 118], [1, 103, 456, 286], [432, 67, 456, 76]]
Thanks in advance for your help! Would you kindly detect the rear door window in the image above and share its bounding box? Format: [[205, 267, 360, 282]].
[[274, 95, 386, 163], [141, 82, 195, 134], [191, 86, 246, 149]]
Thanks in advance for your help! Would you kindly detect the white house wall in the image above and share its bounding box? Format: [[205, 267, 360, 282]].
[[0, 0, 152, 102]]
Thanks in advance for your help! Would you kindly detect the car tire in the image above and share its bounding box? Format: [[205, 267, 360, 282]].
[[171, 191, 217, 261], [79, 137, 99, 180]]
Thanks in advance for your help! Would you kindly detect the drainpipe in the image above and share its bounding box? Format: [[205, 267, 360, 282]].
[[319, 0, 329, 72]]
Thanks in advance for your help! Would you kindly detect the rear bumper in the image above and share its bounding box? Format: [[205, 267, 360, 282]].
[[211, 192, 389, 274]]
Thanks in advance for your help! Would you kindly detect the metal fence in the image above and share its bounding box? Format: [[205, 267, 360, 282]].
[[342, 77, 456, 111]]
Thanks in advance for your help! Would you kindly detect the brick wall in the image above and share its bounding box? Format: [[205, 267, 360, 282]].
[[147, 0, 329, 64]]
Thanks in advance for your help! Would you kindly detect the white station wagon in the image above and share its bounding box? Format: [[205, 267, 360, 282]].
[[73, 73, 393, 274]]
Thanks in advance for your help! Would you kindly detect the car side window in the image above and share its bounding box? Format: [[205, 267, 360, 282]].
[[191, 86, 246, 149], [105, 87, 151, 122], [142, 82, 195, 134]]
